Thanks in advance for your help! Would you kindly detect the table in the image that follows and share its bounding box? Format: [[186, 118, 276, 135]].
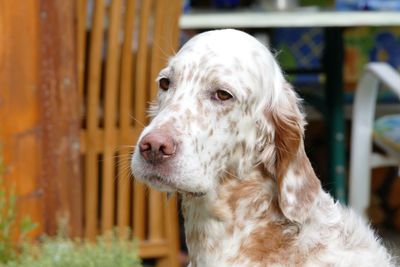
[[180, 10, 400, 203], [180, 11, 400, 29]]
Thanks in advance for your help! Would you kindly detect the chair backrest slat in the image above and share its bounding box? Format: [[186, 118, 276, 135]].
[[117, 0, 137, 233], [84, 0, 106, 240], [132, 0, 154, 241], [134, 0, 153, 122], [101, 0, 123, 234], [76, 0, 88, 104]]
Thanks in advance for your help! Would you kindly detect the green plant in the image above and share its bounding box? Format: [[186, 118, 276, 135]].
[[0, 145, 4, 177], [1, 230, 142, 267], [0, 182, 17, 263], [0, 146, 37, 264]]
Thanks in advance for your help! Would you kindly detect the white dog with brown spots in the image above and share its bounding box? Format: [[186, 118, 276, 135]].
[[131, 29, 394, 267]]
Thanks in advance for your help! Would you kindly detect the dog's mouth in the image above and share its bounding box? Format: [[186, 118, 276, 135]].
[[144, 175, 206, 197], [182, 191, 206, 197], [145, 175, 175, 190]]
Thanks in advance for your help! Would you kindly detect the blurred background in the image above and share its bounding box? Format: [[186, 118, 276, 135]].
[[0, 0, 399, 266]]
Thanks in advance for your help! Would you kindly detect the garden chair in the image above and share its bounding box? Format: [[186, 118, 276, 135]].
[[76, 1, 182, 266], [349, 62, 400, 220]]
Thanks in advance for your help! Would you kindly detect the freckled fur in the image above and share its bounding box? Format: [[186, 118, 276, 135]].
[[131, 29, 395, 267]]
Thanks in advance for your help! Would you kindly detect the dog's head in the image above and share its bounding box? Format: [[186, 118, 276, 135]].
[[131, 29, 320, 222]]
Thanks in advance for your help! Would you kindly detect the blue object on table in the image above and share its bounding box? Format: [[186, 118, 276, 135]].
[[272, 28, 323, 85], [367, 0, 400, 10], [336, 0, 400, 10]]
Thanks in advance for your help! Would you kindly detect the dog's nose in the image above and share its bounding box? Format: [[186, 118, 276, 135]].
[[139, 131, 176, 163]]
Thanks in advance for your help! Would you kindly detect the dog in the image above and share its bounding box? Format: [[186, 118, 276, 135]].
[[131, 29, 394, 267]]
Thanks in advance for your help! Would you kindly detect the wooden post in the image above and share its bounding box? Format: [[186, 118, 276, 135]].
[[37, 0, 83, 236], [0, 0, 82, 238]]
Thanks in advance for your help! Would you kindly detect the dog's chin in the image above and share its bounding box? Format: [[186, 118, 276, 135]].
[[131, 151, 209, 197], [140, 175, 206, 197]]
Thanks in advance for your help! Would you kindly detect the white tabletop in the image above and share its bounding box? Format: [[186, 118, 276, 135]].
[[180, 10, 400, 29]]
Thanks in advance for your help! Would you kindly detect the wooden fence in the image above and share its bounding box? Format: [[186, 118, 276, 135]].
[[0, 0, 182, 266]]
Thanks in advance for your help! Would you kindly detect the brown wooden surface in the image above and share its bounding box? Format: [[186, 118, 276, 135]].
[[76, 0, 88, 103], [38, 0, 82, 237], [0, 0, 44, 238], [101, 0, 122, 234], [133, 0, 153, 242], [117, 0, 137, 235], [0, 0, 82, 238], [84, 0, 105, 239]]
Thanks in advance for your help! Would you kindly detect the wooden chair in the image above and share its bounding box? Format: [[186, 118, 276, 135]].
[[76, 1, 182, 266]]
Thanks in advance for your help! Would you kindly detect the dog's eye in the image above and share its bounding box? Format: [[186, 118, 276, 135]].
[[159, 78, 170, 91], [215, 89, 233, 101]]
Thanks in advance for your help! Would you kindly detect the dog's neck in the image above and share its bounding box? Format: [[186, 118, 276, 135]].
[[181, 168, 298, 266]]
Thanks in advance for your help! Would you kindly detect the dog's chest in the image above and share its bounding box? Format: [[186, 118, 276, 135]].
[[185, 204, 296, 267], [182, 198, 245, 266]]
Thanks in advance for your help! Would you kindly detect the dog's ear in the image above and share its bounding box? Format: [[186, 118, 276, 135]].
[[262, 83, 321, 223]]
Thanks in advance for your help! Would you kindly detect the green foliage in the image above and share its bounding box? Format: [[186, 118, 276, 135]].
[[0, 145, 38, 264], [0, 145, 4, 177], [0, 184, 17, 263], [1, 231, 142, 267]]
